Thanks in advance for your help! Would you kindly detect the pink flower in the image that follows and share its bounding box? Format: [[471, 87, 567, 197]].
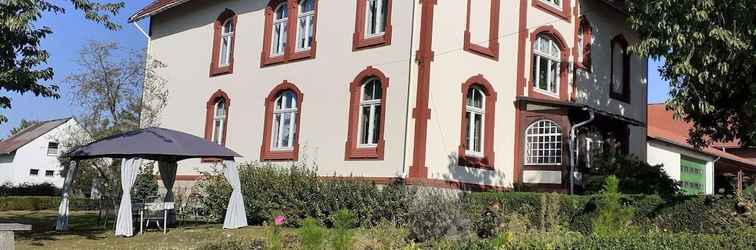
[[274, 215, 285, 226]]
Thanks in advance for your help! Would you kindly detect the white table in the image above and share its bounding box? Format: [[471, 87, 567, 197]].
[[0, 223, 31, 250]]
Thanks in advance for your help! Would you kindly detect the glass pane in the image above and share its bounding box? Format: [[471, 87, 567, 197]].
[[282, 113, 292, 147], [372, 104, 381, 144], [300, 0, 315, 12], [549, 61, 559, 92], [223, 19, 234, 34], [272, 114, 281, 147], [276, 4, 288, 19], [220, 37, 229, 65], [538, 57, 548, 91], [474, 113, 482, 152], [360, 106, 371, 144], [213, 120, 222, 144], [464, 112, 471, 151], [285, 91, 295, 108], [367, 0, 377, 35], [380, 0, 388, 32]]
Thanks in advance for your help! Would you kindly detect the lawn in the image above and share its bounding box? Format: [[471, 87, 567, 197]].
[[0, 210, 271, 250]]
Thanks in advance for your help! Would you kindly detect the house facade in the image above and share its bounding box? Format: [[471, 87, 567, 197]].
[[0, 118, 84, 187], [131, 0, 647, 191]]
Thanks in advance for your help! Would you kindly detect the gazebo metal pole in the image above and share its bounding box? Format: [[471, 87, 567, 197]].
[[56, 160, 79, 231]]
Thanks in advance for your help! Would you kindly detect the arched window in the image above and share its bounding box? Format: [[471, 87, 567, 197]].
[[346, 67, 389, 160], [204, 90, 230, 146], [577, 18, 592, 69], [271, 91, 298, 150], [261, 81, 303, 161], [458, 75, 497, 169], [219, 18, 235, 67], [359, 77, 382, 146], [610, 35, 630, 102], [271, 3, 288, 56], [532, 34, 561, 95], [525, 120, 562, 165], [296, 0, 316, 51], [464, 87, 485, 156], [210, 10, 236, 76], [365, 0, 388, 37]]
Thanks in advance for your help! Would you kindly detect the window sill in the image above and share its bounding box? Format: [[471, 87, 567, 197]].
[[610, 92, 631, 104], [353, 32, 392, 51], [464, 32, 499, 60], [532, 1, 571, 21], [458, 155, 494, 170], [345, 141, 384, 160], [209, 65, 233, 77], [260, 145, 299, 161], [261, 47, 316, 67]]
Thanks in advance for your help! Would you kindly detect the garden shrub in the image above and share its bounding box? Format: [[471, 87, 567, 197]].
[[132, 163, 159, 203], [407, 190, 470, 242], [591, 176, 635, 236], [0, 196, 94, 211], [583, 146, 679, 198], [196, 239, 266, 250], [299, 217, 327, 249], [0, 182, 60, 196], [652, 195, 751, 233], [356, 219, 410, 250], [331, 209, 355, 250]]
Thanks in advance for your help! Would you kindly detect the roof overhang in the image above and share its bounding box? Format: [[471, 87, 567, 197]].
[[515, 96, 645, 127], [648, 136, 756, 171], [129, 0, 192, 23]]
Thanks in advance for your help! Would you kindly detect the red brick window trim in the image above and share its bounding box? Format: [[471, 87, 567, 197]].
[[260, 81, 304, 161], [210, 9, 237, 76], [261, 0, 319, 67], [353, 0, 393, 51], [203, 89, 231, 162], [458, 75, 497, 170], [609, 34, 630, 103], [575, 16, 592, 70], [532, 0, 571, 21], [345, 67, 389, 160], [464, 0, 500, 60], [528, 26, 569, 102]]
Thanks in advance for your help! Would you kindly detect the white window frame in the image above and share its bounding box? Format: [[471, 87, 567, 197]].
[[46, 141, 60, 156], [533, 35, 561, 96], [525, 120, 563, 165], [358, 78, 382, 147], [45, 170, 55, 177], [272, 3, 289, 56], [29, 169, 39, 176], [219, 18, 234, 67], [611, 39, 627, 95], [364, 0, 387, 38], [272, 91, 298, 151], [541, 0, 562, 9], [295, 0, 315, 52], [212, 99, 226, 145], [464, 87, 485, 157]]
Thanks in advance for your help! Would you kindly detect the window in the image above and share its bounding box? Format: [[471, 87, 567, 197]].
[[261, 81, 303, 161], [210, 10, 237, 76], [680, 156, 706, 194], [30, 169, 39, 176], [576, 18, 592, 69], [525, 120, 562, 165], [463, 0, 500, 60], [263, 0, 318, 66], [541, 0, 561, 8], [47, 142, 59, 155], [457, 75, 497, 169], [45, 170, 55, 177], [296, 0, 316, 51], [271, 91, 298, 150], [610, 35, 630, 102], [272, 3, 288, 56], [464, 87, 485, 156], [204, 90, 230, 146], [532, 34, 561, 96], [353, 0, 392, 50], [346, 67, 389, 160]]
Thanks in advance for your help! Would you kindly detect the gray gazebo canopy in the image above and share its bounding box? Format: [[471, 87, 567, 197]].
[[55, 127, 248, 236]]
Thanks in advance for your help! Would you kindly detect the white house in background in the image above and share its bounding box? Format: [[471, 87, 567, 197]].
[[646, 104, 756, 195], [0, 118, 86, 187]]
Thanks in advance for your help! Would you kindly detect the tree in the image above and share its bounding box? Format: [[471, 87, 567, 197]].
[[0, 0, 124, 124], [8, 119, 39, 136], [132, 163, 159, 203], [59, 40, 167, 225], [626, 0, 756, 147]]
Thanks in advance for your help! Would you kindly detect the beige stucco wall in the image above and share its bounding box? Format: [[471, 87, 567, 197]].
[[149, 0, 417, 178]]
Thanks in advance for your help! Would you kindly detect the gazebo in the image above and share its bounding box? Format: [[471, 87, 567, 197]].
[[55, 127, 247, 237]]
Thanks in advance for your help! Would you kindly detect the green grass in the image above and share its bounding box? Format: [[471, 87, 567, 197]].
[[0, 210, 272, 250]]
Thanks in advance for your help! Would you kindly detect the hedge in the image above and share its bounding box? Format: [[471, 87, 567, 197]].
[[463, 192, 752, 234], [0, 196, 96, 211]]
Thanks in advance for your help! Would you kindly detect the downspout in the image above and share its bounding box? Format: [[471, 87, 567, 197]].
[[401, 0, 418, 179], [570, 108, 594, 194]]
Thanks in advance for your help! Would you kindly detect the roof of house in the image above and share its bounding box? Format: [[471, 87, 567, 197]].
[[0, 118, 72, 155], [647, 104, 756, 168], [129, 0, 191, 22]]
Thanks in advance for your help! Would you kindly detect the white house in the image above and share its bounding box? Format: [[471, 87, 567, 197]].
[[129, 0, 648, 192], [647, 104, 756, 195], [0, 118, 86, 187]]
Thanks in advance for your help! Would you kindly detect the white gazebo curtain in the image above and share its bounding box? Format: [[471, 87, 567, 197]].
[[115, 158, 143, 237], [222, 160, 248, 229]]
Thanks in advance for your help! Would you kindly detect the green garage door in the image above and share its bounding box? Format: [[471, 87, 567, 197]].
[[680, 156, 706, 194]]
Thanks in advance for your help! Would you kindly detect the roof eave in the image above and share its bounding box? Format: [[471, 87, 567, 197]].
[[128, 0, 192, 23]]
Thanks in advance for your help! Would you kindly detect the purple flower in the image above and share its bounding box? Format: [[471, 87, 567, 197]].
[[274, 215, 285, 226]]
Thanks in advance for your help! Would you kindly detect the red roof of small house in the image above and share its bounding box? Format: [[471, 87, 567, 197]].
[[129, 0, 191, 22], [0, 118, 72, 155], [647, 104, 756, 168]]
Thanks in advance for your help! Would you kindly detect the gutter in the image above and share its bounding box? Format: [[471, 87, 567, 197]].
[[569, 108, 594, 194]]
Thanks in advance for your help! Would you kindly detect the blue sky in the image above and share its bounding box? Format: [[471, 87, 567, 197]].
[[0, 0, 671, 137]]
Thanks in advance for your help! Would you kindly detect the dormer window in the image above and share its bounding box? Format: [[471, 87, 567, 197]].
[[47, 142, 59, 155]]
